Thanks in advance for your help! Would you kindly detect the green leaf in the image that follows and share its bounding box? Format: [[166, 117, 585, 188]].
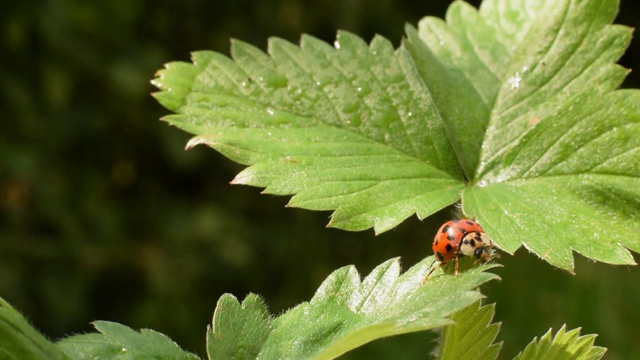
[[153, 33, 464, 234], [438, 301, 502, 360], [57, 321, 199, 360], [207, 257, 499, 359], [402, 0, 640, 271], [513, 325, 606, 360], [152, 0, 640, 270], [0, 297, 71, 360], [207, 293, 272, 359]]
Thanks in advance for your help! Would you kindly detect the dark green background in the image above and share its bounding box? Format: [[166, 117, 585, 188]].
[[2, 0, 639, 359]]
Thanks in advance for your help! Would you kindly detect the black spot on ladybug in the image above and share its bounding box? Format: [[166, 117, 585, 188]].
[[447, 234, 455, 241], [465, 220, 474, 226], [441, 225, 450, 233], [457, 226, 468, 234], [434, 240, 439, 246], [445, 244, 453, 252], [436, 252, 445, 261]]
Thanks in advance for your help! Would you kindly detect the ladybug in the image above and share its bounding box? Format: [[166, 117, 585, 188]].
[[427, 219, 495, 278]]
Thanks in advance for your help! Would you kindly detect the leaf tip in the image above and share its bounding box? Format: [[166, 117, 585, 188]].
[[185, 136, 211, 150], [230, 170, 252, 185]]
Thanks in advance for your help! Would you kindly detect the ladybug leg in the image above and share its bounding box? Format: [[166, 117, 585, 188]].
[[454, 255, 460, 276], [453, 245, 463, 276], [422, 260, 439, 283]]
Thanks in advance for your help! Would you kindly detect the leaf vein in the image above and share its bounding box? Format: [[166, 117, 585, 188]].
[[522, 106, 605, 177], [274, 41, 344, 125], [495, 2, 573, 118]]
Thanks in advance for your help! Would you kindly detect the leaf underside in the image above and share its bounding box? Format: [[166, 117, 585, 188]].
[[152, 0, 640, 271], [208, 257, 499, 360]]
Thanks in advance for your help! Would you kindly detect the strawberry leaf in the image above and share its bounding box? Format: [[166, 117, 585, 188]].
[[0, 298, 71, 360], [207, 257, 499, 359], [57, 321, 198, 359], [409, 0, 639, 270], [438, 301, 502, 360], [513, 325, 606, 360], [152, 0, 640, 270], [153, 33, 464, 234]]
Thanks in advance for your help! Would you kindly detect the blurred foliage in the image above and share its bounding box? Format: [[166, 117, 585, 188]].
[[1, 0, 639, 359]]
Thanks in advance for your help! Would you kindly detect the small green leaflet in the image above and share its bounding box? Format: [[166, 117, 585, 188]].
[[152, 0, 640, 271], [438, 301, 502, 360], [0, 298, 70, 360], [513, 325, 606, 360], [57, 321, 198, 359], [207, 293, 272, 359], [208, 258, 499, 360]]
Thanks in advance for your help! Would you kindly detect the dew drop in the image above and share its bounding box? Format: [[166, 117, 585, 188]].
[[507, 72, 522, 89], [507, 66, 529, 89], [266, 108, 275, 115], [357, 83, 371, 95], [477, 180, 488, 187], [334, 40, 341, 49]]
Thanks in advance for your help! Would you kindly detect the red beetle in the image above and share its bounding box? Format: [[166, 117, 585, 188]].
[[426, 219, 496, 279]]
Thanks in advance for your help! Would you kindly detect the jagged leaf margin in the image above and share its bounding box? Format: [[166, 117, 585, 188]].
[[207, 257, 499, 359], [408, 0, 640, 270], [437, 300, 502, 360], [513, 325, 606, 360], [153, 31, 466, 234], [57, 321, 198, 359]]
